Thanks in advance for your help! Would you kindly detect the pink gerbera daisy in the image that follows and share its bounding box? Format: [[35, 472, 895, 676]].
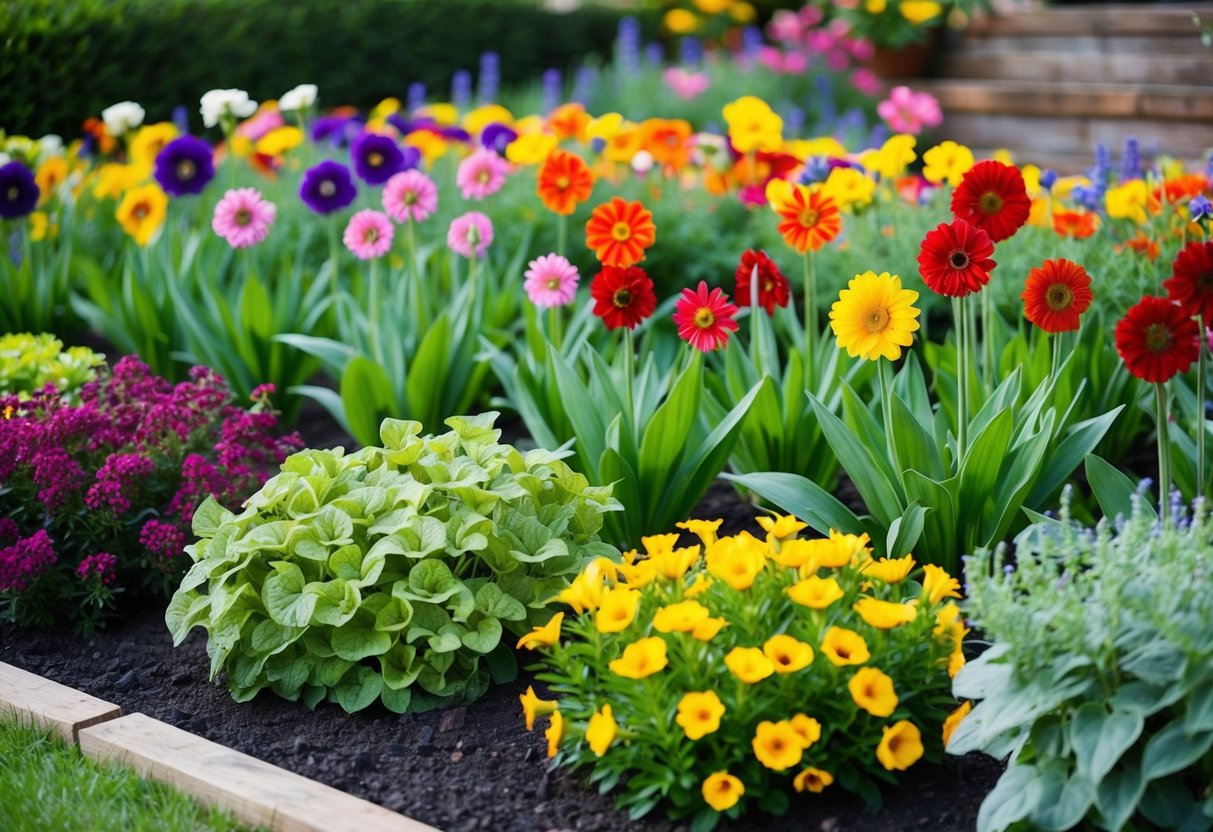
[[382, 169, 438, 223], [448, 211, 494, 259], [524, 253, 580, 308], [343, 209, 394, 260], [211, 187, 276, 249], [673, 281, 740, 353], [876, 86, 943, 135], [456, 148, 510, 201]]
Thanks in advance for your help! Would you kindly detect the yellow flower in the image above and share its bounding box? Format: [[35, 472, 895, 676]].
[[820, 167, 876, 212], [29, 211, 56, 242], [650, 546, 700, 580], [676, 691, 726, 740], [586, 112, 624, 143], [677, 518, 722, 548], [992, 148, 1015, 165], [404, 129, 448, 163], [256, 126, 304, 156], [608, 636, 669, 679], [417, 102, 458, 125], [725, 646, 775, 683], [728, 1, 756, 22], [922, 141, 975, 187], [520, 685, 557, 731], [129, 122, 179, 171], [545, 708, 564, 757], [949, 644, 966, 678], [116, 183, 168, 247], [860, 554, 917, 583], [663, 8, 700, 34], [899, 0, 943, 25], [763, 634, 814, 673], [1021, 163, 1042, 196], [692, 616, 728, 641], [641, 533, 680, 555], [555, 558, 614, 613], [756, 513, 806, 542], [616, 558, 658, 588], [769, 538, 814, 569], [705, 534, 765, 590], [820, 626, 871, 666], [829, 271, 921, 362], [866, 0, 888, 12], [694, 0, 730, 12], [853, 597, 918, 630], [92, 163, 144, 200], [506, 132, 557, 165], [595, 586, 642, 633], [786, 576, 844, 610], [463, 104, 514, 136], [1106, 179, 1150, 224], [685, 573, 714, 599], [3, 405, 14, 420], [585, 703, 618, 757], [867, 134, 917, 180], [922, 564, 962, 604], [796, 531, 863, 572], [516, 612, 564, 651], [723, 96, 783, 154], [752, 720, 806, 771], [35, 157, 69, 202], [653, 600, 711, 633], [701, 771, 744, 812], [793, 767, 834, 793], [876, 720, 924, 771], [942, 701, 972, 748], [848, 667, 899, 717], [790, 714, 822, 747]]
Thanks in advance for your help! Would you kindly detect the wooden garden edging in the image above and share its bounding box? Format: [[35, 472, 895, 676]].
[[0, 661, 442, 832]]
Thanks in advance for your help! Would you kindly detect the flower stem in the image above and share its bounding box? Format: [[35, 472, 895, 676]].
[[368, 257, 382, 364], [802, 249, 815, 392], [1199, 314, 1207, 499], [623, 328, 636, 434], [879, 358, 897, 468], [549, 305, 562, 351], [954, 296, 968, 465], [406, 220, 422, 328], [981, 288, 994, 391], [1157, 381, 1172, 524], [1050, 332, 1062, 381], [556, 213, 568, 258], [327, 217, 340, 297], [748, 262, 761, 369]]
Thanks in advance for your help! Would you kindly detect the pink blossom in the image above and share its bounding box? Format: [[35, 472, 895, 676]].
[[0, 529, 56, 592], [235, 108, 284, 142], [212, 188, 276, 249], [343, 209, 394, 259], [76, 551, 117, 585], [382, 169, 438, 223], [663, 68, 711, 101], [798, 5, 824, 28], [447, 211, 493, 259], [851, 69, 883, 96], [524, 253, 580, 308], [767, 10, 803, 44], [877, 86, 944, 135], [456, 148, 509, 201], [738, 185, 768, 209]]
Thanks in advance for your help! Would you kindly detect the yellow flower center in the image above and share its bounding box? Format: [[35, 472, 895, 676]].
[[693, 307, 715, 329], [7, 186, 20, 201], [403, 191, 417, 205], [477, 170, 490, 184], [611, 221, 632, 242], [613, 289, 632, 308], [1045, 284, 1073, 311], [1145, 322, 1172, 353], [368, 152, 384, 167], [865, 307, 890, 334], [979, 191, 1003, 214], [319, 180, 337, 197], [798, 208, 819, 228], [364, 228, 378, 243], [948, 249, 969, 270], [176, 160, 196, 181], [556, 175, 570, 189], [546, 277, 561, 290], [234, 208, 252, 226]]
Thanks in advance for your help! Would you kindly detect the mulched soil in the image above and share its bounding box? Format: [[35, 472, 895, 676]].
[[0, 400, 1004, 832]]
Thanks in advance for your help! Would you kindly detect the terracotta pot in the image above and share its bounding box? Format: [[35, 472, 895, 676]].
[[868, 30, 941, 79]]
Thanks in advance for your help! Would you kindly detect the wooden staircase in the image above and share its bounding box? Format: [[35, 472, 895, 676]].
[[916, 4, 1213, 172]]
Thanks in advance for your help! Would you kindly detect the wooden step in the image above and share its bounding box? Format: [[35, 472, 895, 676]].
[[918, 79, 1213, 121], [941, 51, 1211, 85], [938, 112, 1213, 161], [968, 5, 1213, 37], [958, 33, 1212, 54]]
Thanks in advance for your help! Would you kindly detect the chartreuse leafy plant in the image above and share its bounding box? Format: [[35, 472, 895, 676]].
[[952, 494, 1213, 832], [0, 332, 103, 399], [166, 413, 620, 714], [521, 518, 965, 831]]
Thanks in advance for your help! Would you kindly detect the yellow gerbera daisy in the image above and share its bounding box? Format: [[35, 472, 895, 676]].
[[829, 271, 921, 361]]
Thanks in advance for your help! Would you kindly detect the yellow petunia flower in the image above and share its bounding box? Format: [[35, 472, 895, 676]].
[[876, 720, 924, 771], [595, 586, 642, 633], [820, 626, 871, 666], [585, 703, 618, 756], [608, 636, 669, 679], [516, 612, 564, 651], [724, 646, 775, 684], [615, 558, 658, 589], [129, 122, 179, 172], [752, 720, 806, 771], [763, 634, 814, 673], [463, 104, 514, 136], [652, 600, 711, 633], [899, 0, 943, 24], [756, 513, 806, 542], [769, 538, 814, 569], [942, 701, 972, 748], [545, 708, 564, 757], [701, 771, 744, 812], [650, 545, 700, 580], [691, 616, 727, 642], [860, 554, 917, 583], [705, 534, 766, 590], [922, 140, 974, 188], [848, 667, 899, 717], [506, 132, 557, 166], [829, 271, 921, 362], [676, 691, 725, 740], [519, 685, 557, 731], [256, 126, 304, 156], [723, 96, 783, 154], [853, 597, 918, 629], [642, 533, 680, 555], [789, 714, 822, 747], [786, 575, 844, 610], [922, 564, 962, 604], [116, 183, 168, 247], [793, 766, 834, 793], [676, 518, 722, 548], [820, 166, 876, 212]]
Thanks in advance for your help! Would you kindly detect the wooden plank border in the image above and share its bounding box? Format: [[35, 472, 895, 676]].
[[0, 661, 122, 744]]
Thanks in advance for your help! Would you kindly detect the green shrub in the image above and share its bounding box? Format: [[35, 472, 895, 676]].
[[951, 494, 1213, 832], [166, 412, 621, 714], [0, 332, 103, 399]]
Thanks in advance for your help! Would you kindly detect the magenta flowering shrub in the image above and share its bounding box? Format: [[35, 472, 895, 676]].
[[0, 357, 301, 631]]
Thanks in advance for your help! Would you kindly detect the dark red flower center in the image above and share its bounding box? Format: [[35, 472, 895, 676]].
[[176, 160, 196, 181], [613, 288, 633, 308], [979, 192, 1003, 214], [948, 249, 970, 270], [1046, 284, 1073, 311], [1197, 270, 1213, 293], [1145, 322, 1173, 354], [132, 202, 149, 220]]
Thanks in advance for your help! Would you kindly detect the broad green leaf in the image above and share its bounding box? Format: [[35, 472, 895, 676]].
[[1141, 720, 1213, 780], [461, 616, 502, 653], [1070, 703, 1144, 782], [1085, 454, 1156, 522], [262, 562, 317, 627], [333, 666, 383, 713], [725, 472, 862, 536]]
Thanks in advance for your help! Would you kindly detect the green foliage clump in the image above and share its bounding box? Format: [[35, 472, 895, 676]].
[[953, 494, 1213, 832], [166, 412, 620, 714], [0, 333, 103, 399]]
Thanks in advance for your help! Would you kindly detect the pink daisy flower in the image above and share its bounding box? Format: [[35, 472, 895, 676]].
[[877, 86, 943, 136], [672, 281, 740, 353], [211, 187, 276, 249], [456, 148, 509, 201], [447, 211, 493, 259], [382, 169, 438, 223], [524, 254, 580, 308], [343, 209, 394, 260]]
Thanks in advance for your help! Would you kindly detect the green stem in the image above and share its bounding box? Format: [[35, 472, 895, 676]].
[[1199, 314, 1207, 500], [327, 217, 340, 297], [368, 257, 382, 364], [748, 262, 761, 370], [879, 358, 897, 468], [981, 287, 994, 391], [556, 213, 568, 258], [802, 249, 815, 392], [623, 328, 636, 433], [548, 305, 562, 351], [406, 220, 422, 328], [1050, 332, 1062, 381], [954, 296, 968, 465], [1157, 381, 1172, 524]]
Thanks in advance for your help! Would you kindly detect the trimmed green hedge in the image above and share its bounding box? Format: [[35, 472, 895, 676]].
[[1, 0, 658, 138]]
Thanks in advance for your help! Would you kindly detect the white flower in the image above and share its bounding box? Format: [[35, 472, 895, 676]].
[[279, 84, 318, 113], [200, 89, 258, 129], [101, 101, 145, 137], [0, 152, 10, 166], [631, 149, 654, 174], [39, 134, 64, 159]]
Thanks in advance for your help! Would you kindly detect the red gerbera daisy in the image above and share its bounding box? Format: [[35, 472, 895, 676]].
[[1115, 296, 1200, 383], [916, 218, 997, 298], [590, 266, 657, 330], [1162, 240, 1213, 322], [673, 281, 740, 353], [950, 160, 1031, 243], [1021, 259, 1094, 334], [735, 249, 790, 316]]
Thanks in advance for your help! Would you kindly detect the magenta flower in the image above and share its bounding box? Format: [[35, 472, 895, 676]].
[[456, 148, 509, 201], [851, 69, 882, 96], [76, 551, 117, 585], [343, 209, 395, 260], [447, 211, 493, 259], [382, 169, 438, 223], [877, 86, 943, 135], [524, 254, 580, 308], [663, 68, 711, 101], [212, 188, 276, 249]]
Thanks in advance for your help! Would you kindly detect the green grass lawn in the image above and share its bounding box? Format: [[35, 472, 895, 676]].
[[0, 715, 250, 832]]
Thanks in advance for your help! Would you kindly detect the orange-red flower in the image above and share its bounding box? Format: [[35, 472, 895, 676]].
[[640, 118, 693, 171], [537, 150, 594, 216], [1158, 174, 1209, 205], [673, 281, 740, 352], [1052, 210, 1098, 240], [776, 187, 841, 254], [1117, 232, 1161, 261], [951, 160, 1031, 242], [585, 197, 656, 268], [1115, 296, 1200, 383], [1163, 241, 1213, 322], [546, 103, 591, 143], [1022, 258, 1094, 334]]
